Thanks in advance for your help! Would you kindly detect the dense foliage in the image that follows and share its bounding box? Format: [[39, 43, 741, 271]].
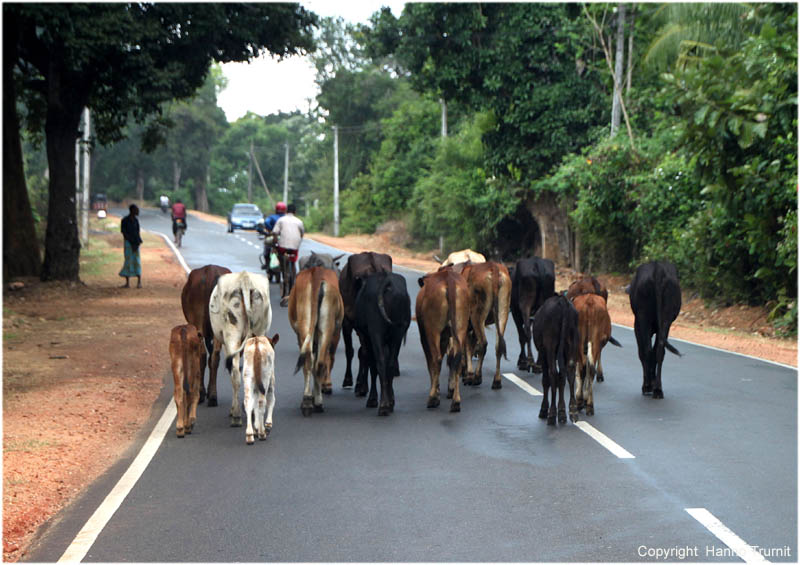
[[16, 4, 797, 333]]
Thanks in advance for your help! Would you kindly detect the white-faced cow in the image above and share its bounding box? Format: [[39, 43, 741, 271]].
[[511, 257, 555, 372], [168, 324, 205, 437], [353, 272, 411, 416], [241, 334, 279, 445], [416, 270, 470, 412], [438, 248, 486, 267], [209, 271, 273, 427], [181, 264, 231, 405], [458, 261, 511, 390], [288, 266, 344, 416], [628, 261, 682, 399], [572, 294, 621, 415], [533, 295, 580, 425], [339, 252, 393, 396]]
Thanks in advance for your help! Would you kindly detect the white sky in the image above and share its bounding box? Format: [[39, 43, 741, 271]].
[[217, 1, 406, 122]]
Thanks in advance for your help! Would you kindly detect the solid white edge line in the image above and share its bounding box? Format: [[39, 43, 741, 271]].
[[573, 421, 635, 459], [686, 508, 771, 564], [502, 372, 542, 395], [58, 403, 177, 563], [58, 231, 189, 563], [611, 322, 797, 371]]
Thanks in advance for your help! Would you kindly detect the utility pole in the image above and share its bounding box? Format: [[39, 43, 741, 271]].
[[333, 125, 339, 237], [283, 142, 289, 204], [440, 98, 448, 138], [81, 108, 90, 245], [248, 140, 254, 202]]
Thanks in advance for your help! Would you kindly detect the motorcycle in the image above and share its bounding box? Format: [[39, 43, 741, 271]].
[[257, 229, 281, 284], [161, 203, 169, 215], [174, 217, 186, 248]]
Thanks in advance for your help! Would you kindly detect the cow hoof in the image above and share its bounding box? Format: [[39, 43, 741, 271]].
[[230, 416, 242, 427], [313, 404, 324, 413], [446, 388, 453, 399], [547, 415, 556, 426], [246, 434, 254, 445], [586, 406, 594, 416], [199, 390, 206, 404], [642, 386, 653, 396], [539, 409, 548, 420], [185, 426, 193, 435], [264, 424, 272, 436], [258, 431, 267, 441], [491, 380, 501, 390], [366, 398, 377, 408], [176, 428, 185, 438], [597, 374, 604, 383], [653, 389, 664, 399], [516, 360, 528, 371], [378, 406, 391, 417], [342, 376, 353, 388], [569, 412, 579, 423], [301, 405, 313, 417], [207, 397, 218, 407], [280, 297, 289, 307], [322, 385, 332, 395], [450, 402, 461, 413], [576, 399, 585, 411], [558, 412, 567, 425], [427, 397, 440, 409], [530, 363, 542, 374]]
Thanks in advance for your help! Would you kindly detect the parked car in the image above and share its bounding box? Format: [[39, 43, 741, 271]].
[[227, 203, 265, 233]]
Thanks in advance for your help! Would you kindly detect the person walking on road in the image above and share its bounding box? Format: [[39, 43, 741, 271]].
[[119, 204, 143, 288]]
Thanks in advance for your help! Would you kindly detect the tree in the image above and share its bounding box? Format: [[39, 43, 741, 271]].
[[5, 3, 316, 281]]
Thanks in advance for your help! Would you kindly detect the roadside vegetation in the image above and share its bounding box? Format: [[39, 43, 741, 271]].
[[11, 3, 797, 334]]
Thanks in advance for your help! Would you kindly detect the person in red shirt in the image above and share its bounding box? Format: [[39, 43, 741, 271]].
[[171, 199, 187, 242]]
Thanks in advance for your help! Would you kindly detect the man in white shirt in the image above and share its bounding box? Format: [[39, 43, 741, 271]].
[[272, 204, 305, 305]]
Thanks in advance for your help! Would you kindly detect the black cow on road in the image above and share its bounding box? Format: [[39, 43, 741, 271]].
[[339, 252, 393, 396], [628, 261, 682, 399], [354, 272, 411, 416], [533, 294, 580, 425], [511, 257, 556, 373]]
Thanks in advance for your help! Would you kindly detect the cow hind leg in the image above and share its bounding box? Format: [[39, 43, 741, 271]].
[[263, 379, 275, 438], [342, 325, 355, 389], [243, 377, 255, 445], [229, 354, 243, 427], [207, 338, 222, 407], [301, 356, 314, 417]]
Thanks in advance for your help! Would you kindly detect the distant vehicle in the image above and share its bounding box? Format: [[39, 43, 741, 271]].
[[91, 193, 108, 218], [227, 203, 264, 233]]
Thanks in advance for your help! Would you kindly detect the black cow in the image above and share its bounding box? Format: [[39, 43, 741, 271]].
[[339, 252, 393, 396], [533, 295, 580, 425], [353, 272, 411, 416], [628, 261, 682, 399], [511, 257, 556, 373]]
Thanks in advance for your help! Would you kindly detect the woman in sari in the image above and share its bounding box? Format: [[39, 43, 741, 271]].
[[120, 204, 143, 288]]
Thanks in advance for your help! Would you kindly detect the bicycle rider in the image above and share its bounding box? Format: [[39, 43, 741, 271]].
[[171, 198, 187, 243]]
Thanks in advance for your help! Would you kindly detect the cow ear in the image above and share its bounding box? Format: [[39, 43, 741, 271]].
[[269, 333, 280, 346], [418, 277, 425, 288]]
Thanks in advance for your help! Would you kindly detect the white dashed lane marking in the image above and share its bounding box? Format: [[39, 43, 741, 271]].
[[686, 508, 771, 563], [502, 372, 635, 459]]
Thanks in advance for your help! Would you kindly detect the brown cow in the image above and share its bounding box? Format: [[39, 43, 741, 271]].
[[459, 261, 511, 390], [339, 252, 392, 395], [572, 294, 621, 415], [181, 264, 231, 406], [416, 270, 470, 412], [168, 324, 206, 437], [566, 275, 609, 304], [288, 267, 344, 416]]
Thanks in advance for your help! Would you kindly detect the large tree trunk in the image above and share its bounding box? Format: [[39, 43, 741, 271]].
[[136, 168, 145, 201], [173, 160, 181, 192], [3, 18, 41, 279], [40, 91, 83, 281], [195, 173, 209, 212], [610, 3, 625, 137]]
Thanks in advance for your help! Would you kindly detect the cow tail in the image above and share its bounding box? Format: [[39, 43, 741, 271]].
[[491, 263, 507, 360], [180, 326, 191, 394], [294, 275, 320, 375], [377, 276, 393, 324], [313, 278, 329, 379], [446, 274, 462, 373], [253, 340, 266, 395], [556, 300, 570, 386], [655, 279, 682, 357]]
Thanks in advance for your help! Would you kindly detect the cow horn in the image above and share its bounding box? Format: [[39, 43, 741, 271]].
[[333, 254, 345, 262], [432, 255, 442, 263]]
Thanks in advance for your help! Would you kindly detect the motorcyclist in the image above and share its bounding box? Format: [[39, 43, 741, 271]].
[[159, 194, 169, 214], [258, 202, 287, 276], [272, 203, 305, 305], [171, 198, 187, 243]]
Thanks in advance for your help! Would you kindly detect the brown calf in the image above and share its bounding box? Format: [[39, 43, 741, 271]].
[[566, 275, 609, 304], [289, 266, 344, 416], [168, 324, 206, 437], [572, 294, 621, 415], [416, 270, 470, 412], [459, 261, 511, 390], [181, 264, 231, 406]]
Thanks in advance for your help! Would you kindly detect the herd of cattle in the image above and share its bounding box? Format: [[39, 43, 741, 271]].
[[167, 248, 683, 443]]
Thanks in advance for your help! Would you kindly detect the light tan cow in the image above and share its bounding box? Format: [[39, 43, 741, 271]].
[[416, 269, 470, 412], [459, 261, 512, 390], [572, 293, 621, 415], [288, 266, 344, 416], [241, 334, 279, 445], [168, 324, 206, 437], [209, 271, 272, 427], [440, 248, 486, 267]]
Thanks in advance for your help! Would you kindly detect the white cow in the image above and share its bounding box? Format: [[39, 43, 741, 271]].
[[209, 271, 272, 427], [441, 248, 486, 267], [241, 335, 278, 444]]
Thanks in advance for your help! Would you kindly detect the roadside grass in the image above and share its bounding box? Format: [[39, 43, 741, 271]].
[[3, 438, 58, 453]]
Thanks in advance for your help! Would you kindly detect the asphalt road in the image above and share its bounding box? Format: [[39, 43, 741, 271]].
[[25, 208, 797, 562]]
